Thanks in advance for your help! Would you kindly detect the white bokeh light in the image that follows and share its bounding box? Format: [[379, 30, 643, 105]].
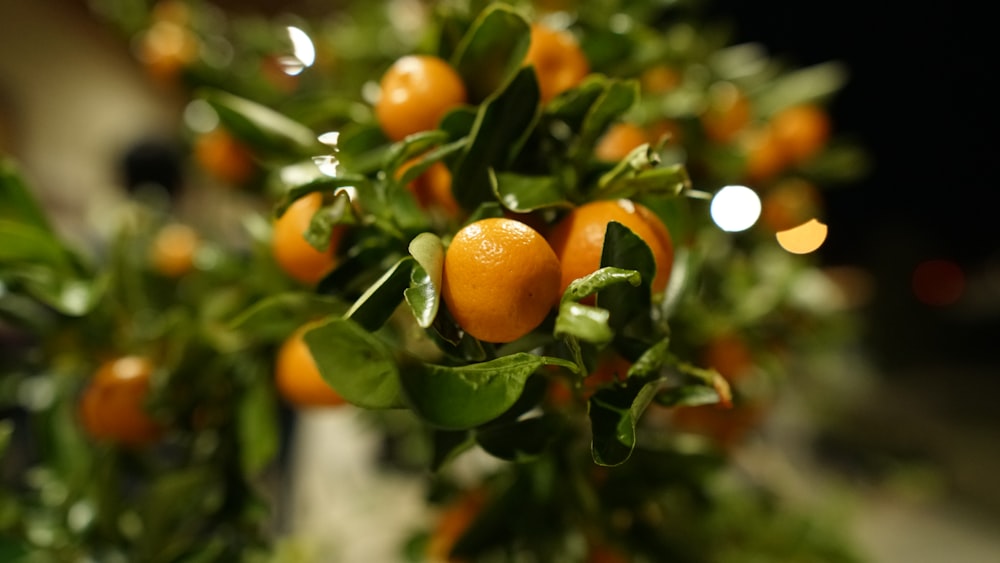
[[710, 184, 761, 232]]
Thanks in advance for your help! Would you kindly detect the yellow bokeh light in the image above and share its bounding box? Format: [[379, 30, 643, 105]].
[[775, 218, 828, 254]]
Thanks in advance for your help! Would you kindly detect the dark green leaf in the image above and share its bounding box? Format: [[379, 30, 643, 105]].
[[383, 130, 450, 177], [450, 4, 532, 102], [395, 138, 469, 187], [304, 191, 355, 252], [599, 162, 691, 200], [453, 67, 540, 210], [589, 377, 662, 466], [404, 233, 444, 328], [575, 78, 640, 159], [199, 89, 321, 158], [554, 301, 612, 345], [544, 75, 607, 126], [439, 106, 479, 141], [597, 222, 655, 334], [336, 123, 391, 175], [491, 171, 572, 212], [654, 385, 721, 408], [430, 429, 474, 471], [344, 257, 414, 332], [476, 413, 563, 461], [304, 317, 403, 409], [274, 173, 368, 218], [237, 373, 279, 475], [401, 353, 573, 429]]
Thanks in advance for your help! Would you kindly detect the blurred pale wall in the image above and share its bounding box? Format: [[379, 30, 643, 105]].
[[0, 0, 177, 246]]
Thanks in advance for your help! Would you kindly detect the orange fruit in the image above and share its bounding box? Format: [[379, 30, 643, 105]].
[[151, 223, 199, 277], [595, 123, 649, 162], [441, 218, 561, 343], [546, 199, 675, 297], [137, 20, 198, 86], [700, 82, 750, 144], [271, 193, 345, 285], [759, 178, 823, 232], [770, 104, 830, 164], [194, 127, 256, 186], [80, 356, 161, 446], [375, 55, 467, 141], [397, 159, 462, 218], [742, 125, 788, 182], [640, 64, 681, 94], [524, 23, 590, 103], [275, 324, 346, 408]]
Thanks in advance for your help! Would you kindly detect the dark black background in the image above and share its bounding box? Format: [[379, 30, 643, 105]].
[[708, 1, 998, 369]]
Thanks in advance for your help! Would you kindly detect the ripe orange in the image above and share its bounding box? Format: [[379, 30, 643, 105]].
[[397, 159, 462, 218], [375, 55, 467, 141], [194, 127, 256, 185], [595, 123, 649, 162], [700, 82, 750, 144], [441, 218, 561, 343], [524, 23, 590, 103], [271, 192, 345, 285], [546, 199, 675, 297], [275, 324, 345, 408], [151, 223, 199, 277], [640, 64, 681, 94], [80, 356, 161, 446], [770, 104, 830, 164], [742, 125, 787, 182]]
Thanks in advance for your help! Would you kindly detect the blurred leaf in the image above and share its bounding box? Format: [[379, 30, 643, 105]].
[[755, 61, 849, 116], [453, 67, 540, 210], [0, 158, 52, 233], [451, 4, 532, 102], [304, 317, 403, 409], [336, 123, 391, 175], [405, 233, 444, 328], [476, 413, 563, 461], [200, 89, 321, 158], [439, 106, 479, 141], [401, 353, 573, 429], [430, 429, 474, 471], [344, 257, 414, 332], [237, 371, 280, 476], [383, 130, 450, 177], [491, 171, 572, 212], [227, 292, 347, 341], [654, 385, 721, 407], [395, 137, 468, 187], [11, 269, 105, 317], [554, 302, 612, 345], [589, 376, 662, 466], [0, 220, 71, 268]]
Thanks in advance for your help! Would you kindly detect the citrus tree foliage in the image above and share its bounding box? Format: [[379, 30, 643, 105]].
[[1, 0, 866, 561]]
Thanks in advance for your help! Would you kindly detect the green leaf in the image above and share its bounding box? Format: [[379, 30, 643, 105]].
[[0, 158, 53, 233], [304, 317, 403, 409], [304, 191, 354, 252], [405, 233, 444, 328], [200, 88, 321, 158], [755, 61, 849, 116], [450, 4, 532, 102], [344, 257, 414, 332], [401, 353, 570, 430], [439, 106, 479, 141], [575, 78, 640, 159], [395, 137, 469, 187], [237, 372, 279, 476], [491, 170, 572, 212], [12, 268, 105, 316], [227, 292, 347, 342], [544, 75, 607, 126], [336, 123, 391, 175], [383, 130, 450, 177], [476, 413, 563, 461], [273, 173, 368, 218], [589, 377, 662, 466], [453, 67, 541, 210], [554, 301, 612, 345], [561, 266, 641, 304], [654, 385, 722, 408], [597, 222, 655, 334], [0, 220, 71, 268]]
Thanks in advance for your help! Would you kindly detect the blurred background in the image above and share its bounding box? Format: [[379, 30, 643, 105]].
[[2, 0, 998, 560]]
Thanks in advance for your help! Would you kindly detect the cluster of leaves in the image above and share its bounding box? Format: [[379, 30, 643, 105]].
[[0, 0, 869, 561]]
